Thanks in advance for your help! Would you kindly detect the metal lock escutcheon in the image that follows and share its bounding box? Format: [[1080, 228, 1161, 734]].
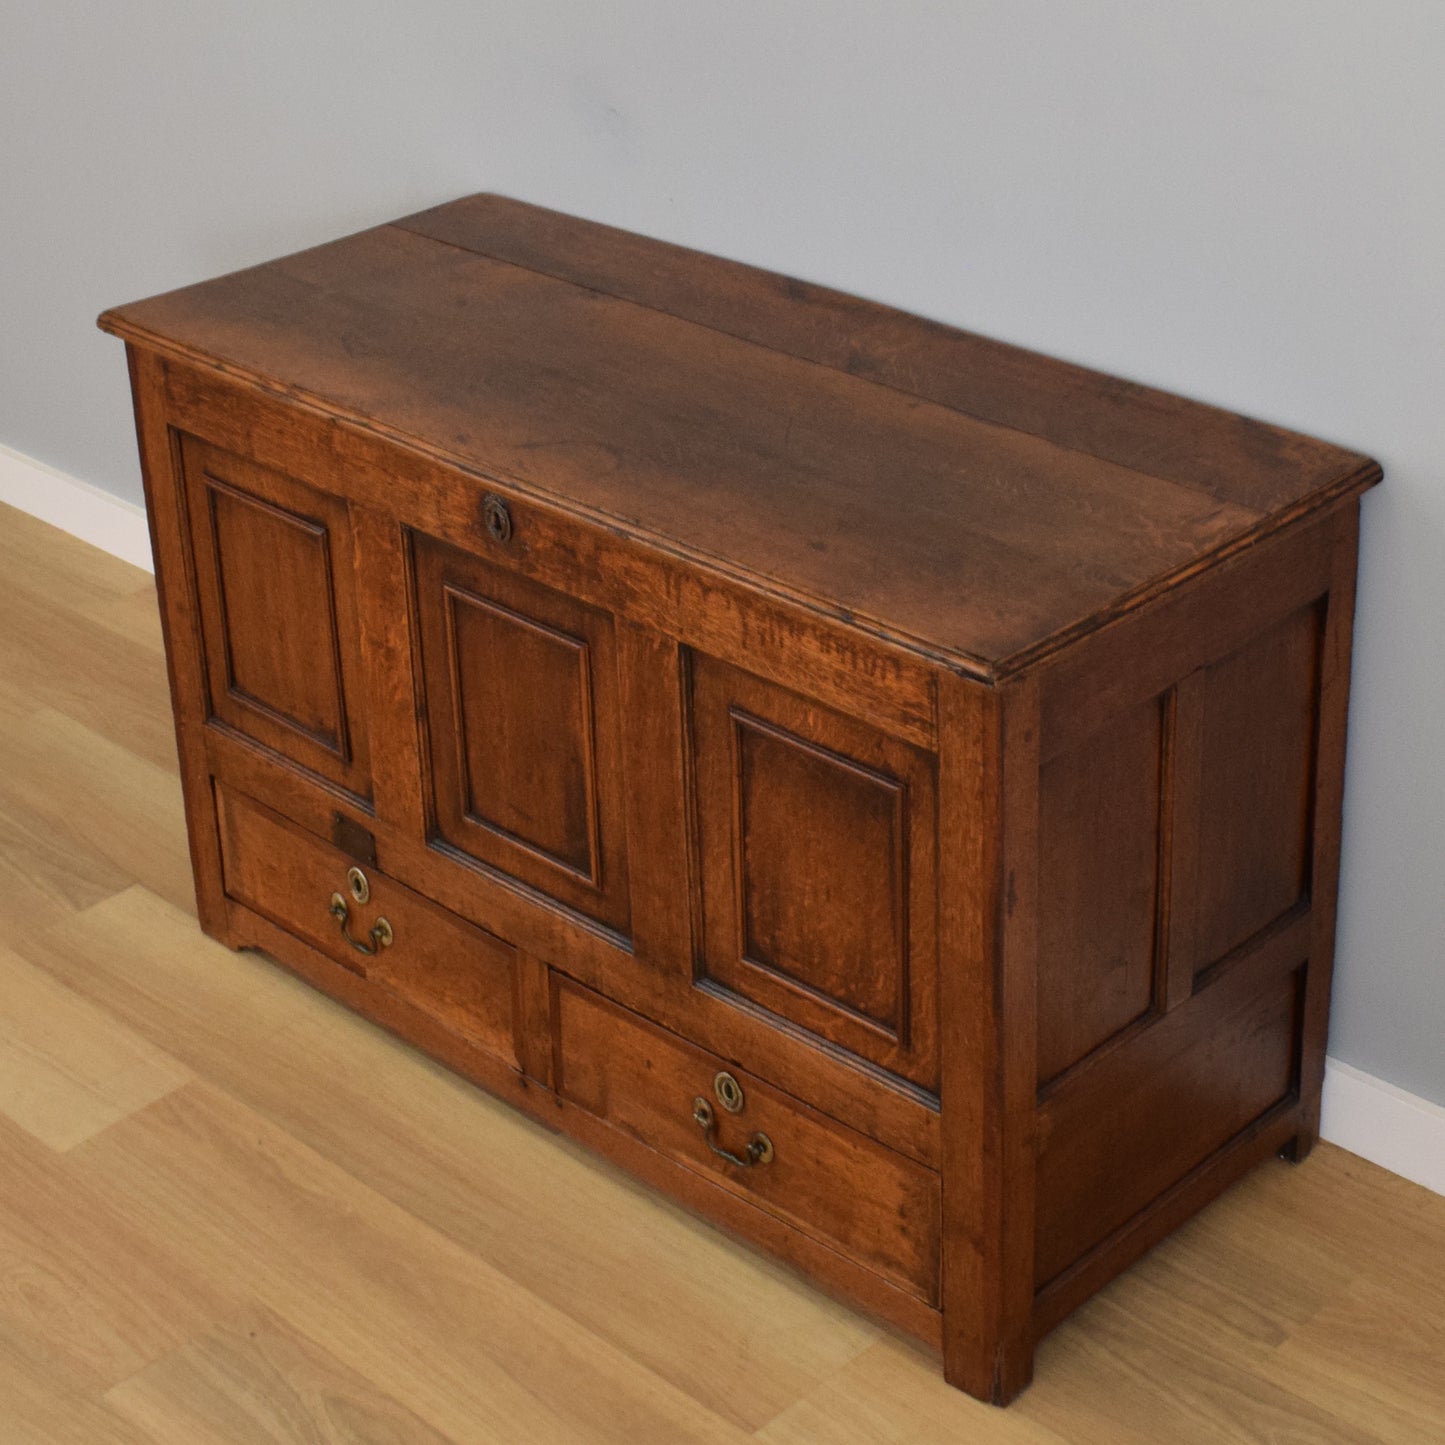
[[713, 1070, 745, 1113], [482, 493, 513, 545]]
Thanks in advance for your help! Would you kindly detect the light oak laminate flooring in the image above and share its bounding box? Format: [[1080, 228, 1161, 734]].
[[0, 500, 1442, 1444]]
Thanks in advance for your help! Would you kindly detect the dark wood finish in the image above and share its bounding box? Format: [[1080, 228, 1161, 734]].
[[215, 782, 518, 1064], [98, 205, 1379, 679], [155, 348, 944, 749], [393, 195, 1369, 517], [937, 675, 1039, 1403], [689, 654, 939, 1089], [1035, 956, 1306, 1286], [555, 980, 941, 1304], [347, 500, 430, 841], [1194, 603, 1323, 969], [1034, 497, 1338, 760], [1294, 501, 1363, 1158], [178, 437, 373, 802], [1162, 669, 1208, 1012], [101, 197, 1380, 1407], [412, 532, 631, 936], [1031, 1102, 1303, 1341], [512, 949, 556, 1089], [1036, 693, 1165, 1086]]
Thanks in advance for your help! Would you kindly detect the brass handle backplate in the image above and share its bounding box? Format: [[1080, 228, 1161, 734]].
[[692, 1097, 773, 1168], [329, 892, 394, 956]]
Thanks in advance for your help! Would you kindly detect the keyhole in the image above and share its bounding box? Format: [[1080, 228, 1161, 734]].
[[483, 494, 513, 544]]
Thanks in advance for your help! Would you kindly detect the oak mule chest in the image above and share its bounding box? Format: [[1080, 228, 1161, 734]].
[[100, 196, 1380, 1404]]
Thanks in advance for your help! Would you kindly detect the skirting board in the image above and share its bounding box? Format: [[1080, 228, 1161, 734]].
[[0, 443, 1441, 1199], [0, 441, 153, 572], [1320, 1059, 1445, 1197]]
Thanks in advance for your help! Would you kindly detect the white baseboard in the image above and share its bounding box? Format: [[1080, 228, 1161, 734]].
[[0, 441, 153, 572], [1, 441, 1441, 1198], [1320, 1059, 1445, 1196]]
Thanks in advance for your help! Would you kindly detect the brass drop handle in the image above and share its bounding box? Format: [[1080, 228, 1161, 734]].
[[692, 1097, 774, 1168], [329, 892, 394, 956]]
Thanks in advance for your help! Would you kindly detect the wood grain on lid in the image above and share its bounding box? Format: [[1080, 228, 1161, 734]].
[[99, 195, 1380, 675]]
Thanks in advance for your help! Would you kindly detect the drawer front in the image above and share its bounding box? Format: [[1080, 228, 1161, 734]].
[[215, 782, 519, 1065], [556, 981, 941, 1304]]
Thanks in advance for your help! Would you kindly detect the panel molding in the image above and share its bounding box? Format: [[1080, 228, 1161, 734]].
[[441, 580, 601, 885], [411, 532, 631, 936], [730, 707, 910, 1044], [690, 652, 938, 1089], [6, 448, 1438, 1201], [177, 436, 372, 803], [204, 472, 351, 761]]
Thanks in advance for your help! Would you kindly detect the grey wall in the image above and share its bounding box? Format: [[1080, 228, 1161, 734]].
[[3, 3, 1441, 1105]]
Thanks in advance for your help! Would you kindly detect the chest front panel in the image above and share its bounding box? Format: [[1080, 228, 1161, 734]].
[[411, 532, 632, 939], [178, 435, 372, 804]]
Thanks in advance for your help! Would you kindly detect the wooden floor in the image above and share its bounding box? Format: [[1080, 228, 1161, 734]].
[[1, 500, 1442, 1445]]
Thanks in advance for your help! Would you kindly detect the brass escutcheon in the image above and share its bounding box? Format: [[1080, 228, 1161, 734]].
[[713, 1070, 745, 1113], [346, 866, 371, 905]]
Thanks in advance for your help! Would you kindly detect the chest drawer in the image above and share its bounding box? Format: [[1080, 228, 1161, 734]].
[[555, 980, 941, 1305], [215, 782, 521, 1068]]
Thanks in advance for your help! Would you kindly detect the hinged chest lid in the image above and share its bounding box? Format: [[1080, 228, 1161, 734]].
[[99, 194, 1380, 678]]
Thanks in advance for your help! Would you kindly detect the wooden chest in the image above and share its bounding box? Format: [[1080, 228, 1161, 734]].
[[99, 196, 1381, 1403]]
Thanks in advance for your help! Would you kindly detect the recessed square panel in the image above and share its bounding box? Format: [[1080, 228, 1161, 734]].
[[180, 435, 371, 801], [413, 534, 630, 937], [691, 653, 938, 1090]]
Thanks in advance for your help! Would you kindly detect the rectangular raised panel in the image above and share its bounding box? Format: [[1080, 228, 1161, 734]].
[[446, 585, 599, 881], [413, 534, 630, 936], [210, 484, 345, 749], [736, 715, 906, 1034], [180, 436, 372, 800], [1036, 697, 1165, 1085], [1195, 604, 1323, 970], [690, 654, 939, 1090], [556, 981, 941, 1303], [1035, 960, 1303, 1287]]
